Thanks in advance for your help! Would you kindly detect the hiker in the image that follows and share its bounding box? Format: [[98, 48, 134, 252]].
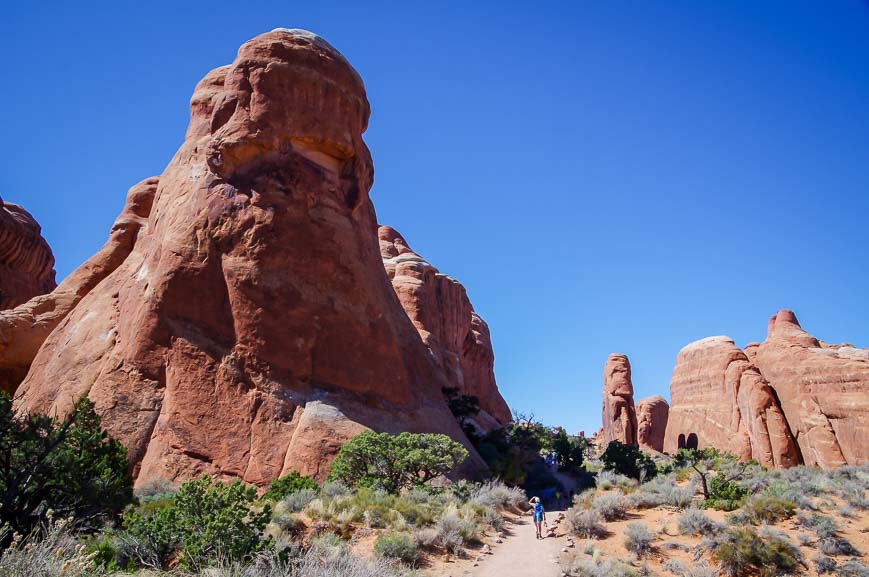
[[529, 496, 547, 539]]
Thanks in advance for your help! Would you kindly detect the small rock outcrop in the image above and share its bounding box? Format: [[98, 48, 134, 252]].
[[379, 226, 511, 428], [0, 198, 56, 309], [0, 179, 156, 394], [636, 395, 668, 452], [754, 310, 869, 468], [15, 29, 482, 487], [601, 353, 638, 445]]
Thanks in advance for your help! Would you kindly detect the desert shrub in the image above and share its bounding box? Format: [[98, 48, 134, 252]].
[[374, 532, 419, 565], [471, 480, 526, 510], [328, 432, 468, 493], [819, 536, 860, 556], [839, 503, 857, 518], [838, 559, 869, 577], [678, 508, 720, 536], [277, 488, 318, 513], [703, 472, 748, 511], [565, 508, 606, 538], [134, 478, 177, 501], [320, 480, 351, 499], [798, 511, 839, 539], [596, 469, 633, 491], [560, 553, 638, 577], [263, 472, 318, 501], [713, 526, 800, 577], [633, 474, 694, 508], [0, 518, 101, 577], [123, 476, 270, 569], [590, 492, 627, 521], [201, 538, 412, 577], [813, 553, 838, 574], [601, 441, 657, 481], [0, 394, 133, 541], [662, 559, 720, 577], [742, 495, 796, 524], [624, 522, 654, 556]]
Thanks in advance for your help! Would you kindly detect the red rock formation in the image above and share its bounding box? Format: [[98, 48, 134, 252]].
[[754, 310, 869, 468], [378, 226, 511, 428], [15, 29, 480, 486], [0, 179, 157, 394], [0, 198, 56, 309], [636, 395, 668, 452], [601, 353, 638, 445], [663, 336, 799, 468]]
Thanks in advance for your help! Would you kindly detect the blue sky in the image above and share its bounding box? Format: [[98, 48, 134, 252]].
[[3, 1, 867, 435]]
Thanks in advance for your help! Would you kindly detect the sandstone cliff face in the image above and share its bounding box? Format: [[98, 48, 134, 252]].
[[636, 395, 668, 452], [0, 179, 157, 394], [0, 198, 56, 310], [663, 336, 799, 469], [378, 226, 511, 428], [754, 310, 869, 468], [601, 353, 638, 446], [15, 29, 481, 486]]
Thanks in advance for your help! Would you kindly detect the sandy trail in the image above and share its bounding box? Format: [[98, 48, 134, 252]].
[[466, 469, 579, 577]]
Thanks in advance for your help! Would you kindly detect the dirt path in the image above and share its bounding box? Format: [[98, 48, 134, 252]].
[[453, 469, 580, 577]]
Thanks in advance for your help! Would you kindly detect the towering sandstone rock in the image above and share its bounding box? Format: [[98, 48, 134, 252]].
[[636, 395, 668, 452], [661, 310, 866, 469], [663, 336, 799, 468], [378, 226, 511, 429], [753, 310, 869, 468], [0, 198, 56, 309], [0, 179, 156, 394], [15, 29, 482, 486], [601, 353, 638, 445]]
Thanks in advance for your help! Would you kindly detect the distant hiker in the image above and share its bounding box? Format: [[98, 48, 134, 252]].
[[529, 496, 547, 539]]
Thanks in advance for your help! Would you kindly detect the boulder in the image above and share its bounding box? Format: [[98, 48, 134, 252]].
[[636, 395, 668, 452], [0, 178, 156, 393], [754, 310, 869, 468], [601, 353, 637, 445], [15, 29, 481, 486], [663, 336, 799, 468], [379, 226, 511, 428], [0, 198, 55, 309]]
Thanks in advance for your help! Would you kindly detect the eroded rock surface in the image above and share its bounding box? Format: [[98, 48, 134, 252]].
[[663, 335, 799, 468], [0, 178, 156, 394], [0, 198, 55, 309], [601, 353, 638, 445], [15, 29, 481, 486], [754, 310, 869, 468], [379, 226, 511, 429], [636, 395, 668, 452]]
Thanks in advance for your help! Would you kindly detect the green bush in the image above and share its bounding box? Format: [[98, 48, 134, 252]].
[[601, 441, 657, 481], [714, 526, 800, 577], [678, 508, 720, 536], [374, 532, 420, 565], [263, 471, 318, 501], [123, 476, 271, 569], [703, 472, 748, 510], [742, 495, 796, 524], [328, 431, 468, 493], [0, 394, 133, 542]]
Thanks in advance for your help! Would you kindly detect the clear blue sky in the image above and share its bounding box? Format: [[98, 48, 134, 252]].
[[3, 1, 867, 435]]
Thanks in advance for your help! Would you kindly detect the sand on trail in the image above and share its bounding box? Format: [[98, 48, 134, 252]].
[[431, 469, 578, 577]]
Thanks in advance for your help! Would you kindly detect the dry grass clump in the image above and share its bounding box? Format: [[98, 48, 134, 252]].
[[565, 508, 606, 539], [677, 507, 721, 536], [623, 522, 654, 556], [0, 519, 101, 577]]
